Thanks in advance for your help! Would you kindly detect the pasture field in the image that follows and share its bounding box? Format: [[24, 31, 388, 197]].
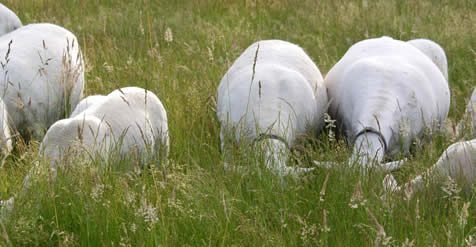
[[0, 0, 475, 246]]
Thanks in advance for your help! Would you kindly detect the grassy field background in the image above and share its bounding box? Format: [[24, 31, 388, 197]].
[[0, 0, 475, 246]]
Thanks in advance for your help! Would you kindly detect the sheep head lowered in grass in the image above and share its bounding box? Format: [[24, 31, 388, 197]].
[[40, 87, 169, 165], [217, 40, 328, 176], [323, 36, 449, 172]]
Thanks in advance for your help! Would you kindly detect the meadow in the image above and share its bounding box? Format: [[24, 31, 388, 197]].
[[0, 0, 475, 246]]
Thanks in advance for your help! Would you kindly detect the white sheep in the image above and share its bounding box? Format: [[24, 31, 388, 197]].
[[217, 40, 328, 176], [0, 3, 21, 155], [384, 139, 476, 195], [323, 36, 449, 171], [1, 87, 168, 217], [0, 3, 22, 36], [41, 87, 169, 163], [0, 23, 84, 139]]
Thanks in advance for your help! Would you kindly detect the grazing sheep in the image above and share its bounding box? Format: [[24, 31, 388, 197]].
[[0, 23, 84, 139], [0, 3, 22, 36], [0, 3, 20, 155], [1, 87, 168, 216], [323, 36, 449, 171], [384, 139, 476, 195], [217, 40, 328, 176], [40, 87, 169, 163], [70, 95, 107, 118]]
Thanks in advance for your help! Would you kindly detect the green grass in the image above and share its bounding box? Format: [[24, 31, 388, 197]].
[[1, 0, 476, 246]]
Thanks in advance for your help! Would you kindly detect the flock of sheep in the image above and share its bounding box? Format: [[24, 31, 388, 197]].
[[0, 3, 475, 213], [218, 36, 475, 195]]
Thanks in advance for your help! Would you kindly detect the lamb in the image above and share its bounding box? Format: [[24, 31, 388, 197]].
[[0, 3, 20, 154], [384, 139, 476, 195], [323, 36, 450, 171], [217, 40, 328, 176], [1, 87, 169, 216], [0, 3, 22, 36], [0, 23, 84, 140], [41, 87, 169, 164]]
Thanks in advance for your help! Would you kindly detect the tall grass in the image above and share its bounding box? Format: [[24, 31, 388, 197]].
[[1, 0, 475, 246]]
